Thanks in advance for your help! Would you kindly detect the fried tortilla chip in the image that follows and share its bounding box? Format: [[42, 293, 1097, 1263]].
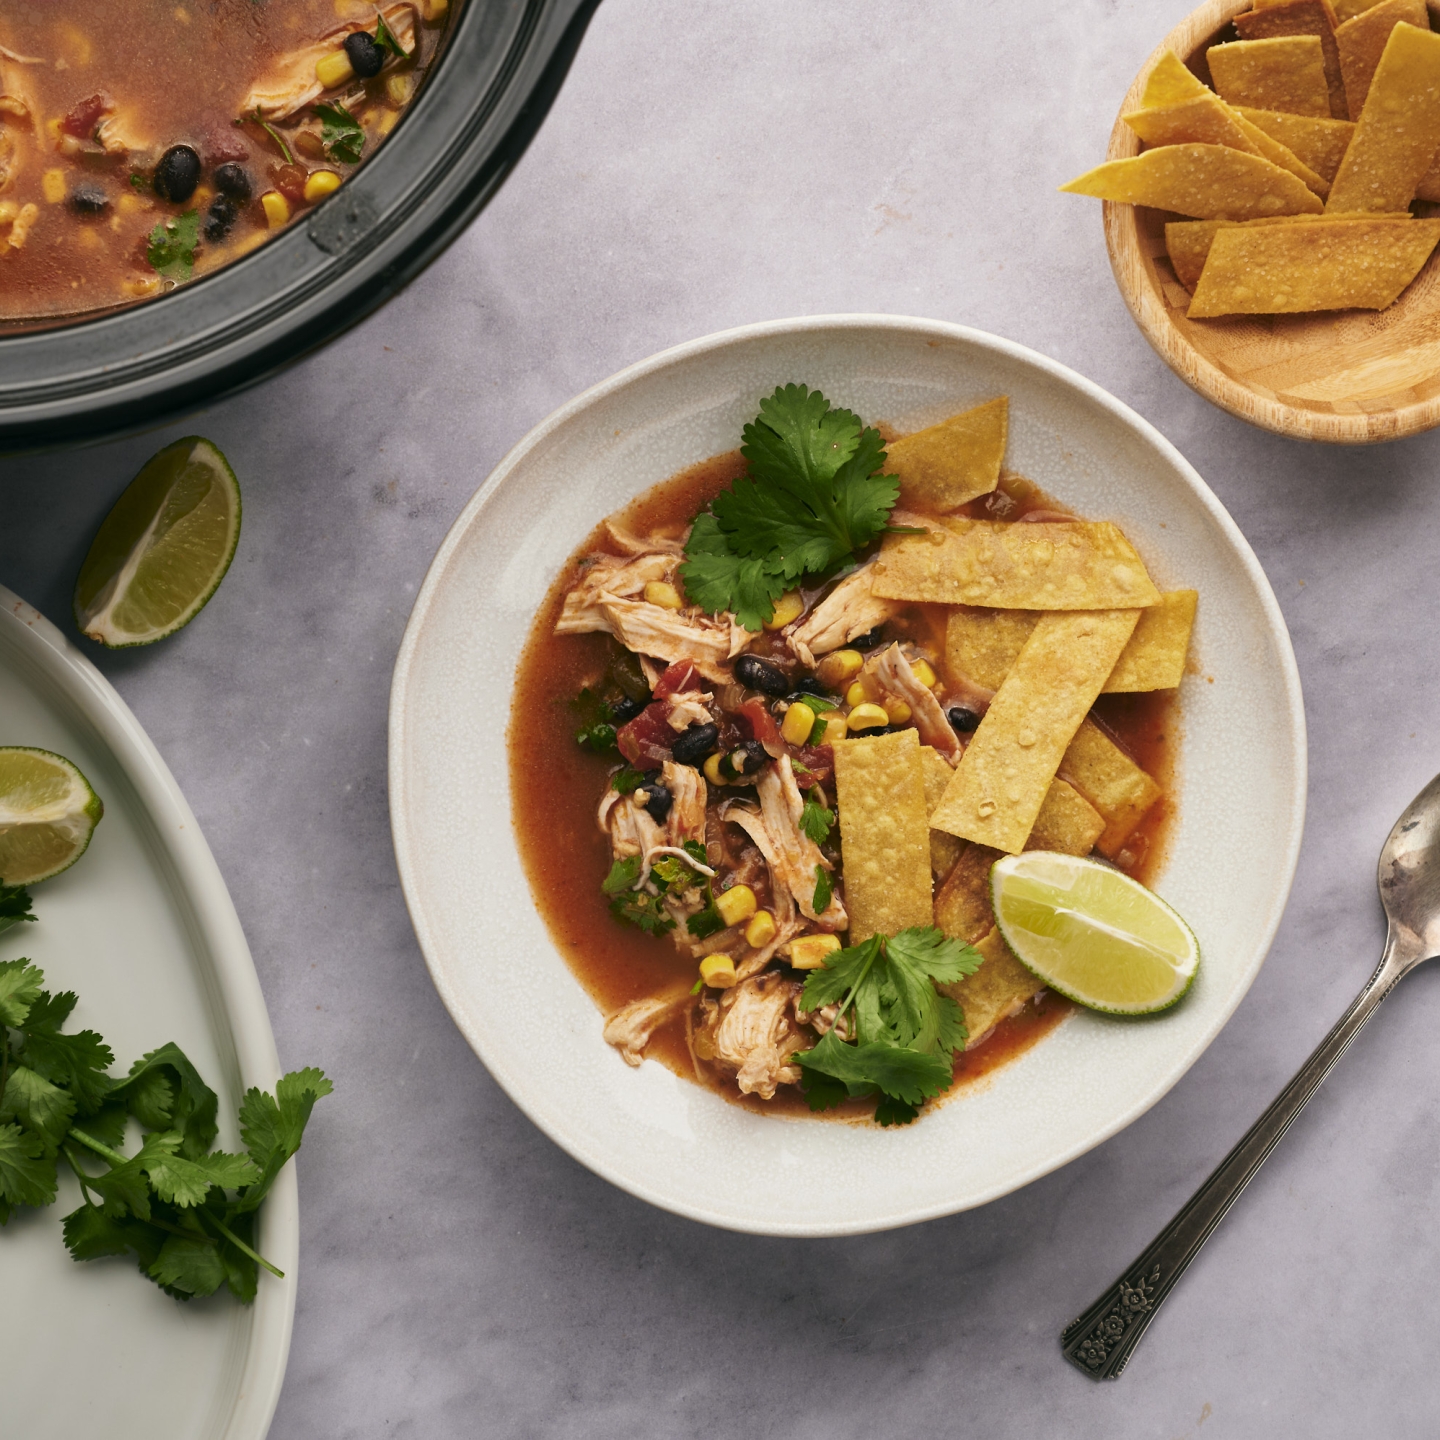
[[874, 521, 1161, 610], [1103, 589, 1197, 691], [1235, 0, 1349, 120], [1060, 143, 1324, 218], [1333, 0, 1384, 19], [933, 841, 1000, 943], [1188, 216, 1440, 315], [1124, 93, 1329, 195], [1418, 146, 1440, 201], [832, 727, 933, 944], [930, 610, 1141, 854], [1336, 0, 1428, 118], [887, 397, 1007, 513], [1059, 719, 1162, 859], [1328, 22, 1440, 210], [1235, 106, 1357, 180], [1029, 779, 1106, 856], [1165, 212, 1410, 288], [920, 744, 964, 881], [1141, 50, 1213, 108], [1208, 36, 1334, 116], [945, 606, 1039, 690], [936, 927, 1043, 1045]]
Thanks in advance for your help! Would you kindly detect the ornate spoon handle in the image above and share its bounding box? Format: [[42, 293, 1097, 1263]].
[[1060, 948, 1405, 1379]]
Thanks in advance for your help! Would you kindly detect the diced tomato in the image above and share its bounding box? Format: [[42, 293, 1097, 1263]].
[[616, 703, 675, 768], [268, 162, 308, 203], [737, 697, 783, 756], [792, 744, 834, 787], [652, 661, 703, 699], [61, 93, 112, 139]]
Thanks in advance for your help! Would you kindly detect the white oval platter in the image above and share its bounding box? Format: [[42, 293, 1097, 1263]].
[[0, 587, 296, 1440], [389, 315, 1307, 1237]]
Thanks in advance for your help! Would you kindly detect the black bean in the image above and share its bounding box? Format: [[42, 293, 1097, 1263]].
[[948, 706, 981, 733], [721, 741, 767, 781], [153, 145, 201, 204], [203, 195, 238, 243], [69, 184, 109, 216], [344, 30, 386, 78], [734, 654, 789, 696], [671, 722, 719, 767], [609, 695, 645, 725], [214, 163, 253, 203], [850, 627, 887, 651], [639, 783, 672, 824], [791, 677, 829, 698]]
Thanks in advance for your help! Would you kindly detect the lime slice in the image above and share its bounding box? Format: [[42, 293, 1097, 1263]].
[[990, 851, 1198, 1015], [0, 747, 104, 885], [74, 436, 241, 648]]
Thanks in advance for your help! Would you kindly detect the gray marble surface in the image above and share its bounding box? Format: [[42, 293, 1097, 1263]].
[[5, 0, 1440, 1433]]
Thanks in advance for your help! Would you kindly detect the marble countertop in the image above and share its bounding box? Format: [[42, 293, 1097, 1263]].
[[5, 0, 1440, 1433]]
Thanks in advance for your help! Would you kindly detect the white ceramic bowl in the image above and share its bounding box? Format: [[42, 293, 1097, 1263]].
[[388, 315, 1306, 1237]]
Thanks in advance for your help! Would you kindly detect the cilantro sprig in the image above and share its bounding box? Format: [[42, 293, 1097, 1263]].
[[146, 211, 199, 283], [315, 100, 364, 165], [793, 926, 984, 1126], [374, 10, 408, 58], [601, 841, 711, 937], [798, 788, 834, 846], [0, 954, 330, 1302], [0, 882, 35, 937], [680, 384, 901, 630]]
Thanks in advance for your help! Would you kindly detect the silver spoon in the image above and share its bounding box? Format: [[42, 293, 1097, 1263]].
[[1061, 770, 1440, 1379]]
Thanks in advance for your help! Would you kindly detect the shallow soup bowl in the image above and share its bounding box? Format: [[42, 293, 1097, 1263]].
[[388, 314, 1306, 1236]]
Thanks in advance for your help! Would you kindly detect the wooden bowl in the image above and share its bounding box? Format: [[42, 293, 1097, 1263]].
[[1105, 0, 1440, 443]]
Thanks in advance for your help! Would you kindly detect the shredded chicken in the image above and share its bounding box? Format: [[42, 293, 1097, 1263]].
[[698, 972, 807, 1098], [0, 96, 32, 125], [603, 994, 689, 1067], [721, 803, 797, 930], [606, 520, 685, 556], [556, 551, 679, 629], [563, 595, 743, 685], [787, 560, 905, 668], [756, 758, 847, 927], [605, 791, 665, 860], [6, 201, 36, 252], [795, 997, 853, 1040], [873, 643, 962, 764], [662, 761, 707, 849], [0, 45, 44, 66], [0, 130, 15, 195], [665, 695, 713, 731], [243, 3, 418, 119]]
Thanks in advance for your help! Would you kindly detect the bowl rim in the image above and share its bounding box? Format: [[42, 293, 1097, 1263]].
[[388, 313, 1309, 1235], [1102, 0, 1440, 445]]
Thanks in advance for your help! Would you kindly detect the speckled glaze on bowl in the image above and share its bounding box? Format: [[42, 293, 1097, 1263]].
[[388, 315, 1306, 1237]]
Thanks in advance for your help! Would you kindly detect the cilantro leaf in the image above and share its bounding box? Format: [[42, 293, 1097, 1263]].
[[62, 1201, 164, 1266], [149, 1233, 227, 1299], [687, 885, 725, 939], [0, 882, 35, 937], [798, 792, 834, 846], [0, 1122, 56, 1213], [235, 1068, 332, 1211], [608, 889, 674, 935], [610, 767, 645, 795], [110, 1042, 219, 1158], [20, 999, 115, 1114], [374, 9, 408, 57], [601, 856, 642, 895], [678, 512, 789, 631], [873, 1093, 922, 1127], [570, 687, 618, 752], [315, 101, 364, 165], [1, 1065, 77, 1152], [882, 928, 983, 1053], [812, 865, 832, 915], [792, 1033, 952, 1108], [743, 384, 861, 491], [798, 935, 880, 1012], [0, 957, 43, 1026], [146, 210, 199, 283], [143, 1137, 258, 1208]]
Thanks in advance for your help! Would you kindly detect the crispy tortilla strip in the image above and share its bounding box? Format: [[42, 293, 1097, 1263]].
[[934, 841, 1001, 942], [1060, 143, 1324, 218], [1336, 0, 1428, 118], [1103, 589, 1197, 691], [1328, 23, 1440, 210], [1334, 0, 1384, 19], [1235, 0, 1348, 120], [887, 397, 1007, 513], [1165, 212, 1410, 288], [1030, 779, 1106, 855], [920, 745, 965, 881], [1124, 93, 1329, 195], [930, 610, 1141, 854], [945, 606, 1040, 690], [1188, 216, 1440, 315], [1059, 719, 1162, 859], [937, 927, 1043, 1046], [1208, 36, 1334, 116], [832, 728, 933, 944], [874, 520, 1161, 610], [1235, 106, 1356, 180], [1418, 142, 1440, 200], [1141, 51, 1212, 108]]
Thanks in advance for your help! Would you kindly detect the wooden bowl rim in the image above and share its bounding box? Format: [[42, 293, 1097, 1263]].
[[1104, 0, 1440, 444]]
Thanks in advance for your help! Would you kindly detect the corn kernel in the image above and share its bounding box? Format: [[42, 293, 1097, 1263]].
[[845, 681, 867, 708], [911, 658, 938, 689], [816, 648, 864, 689], [315, 49, 355, 89], [883, 697, 912, 725], [715, 884, 757, 928], [376, 108, 400, 137], [821, 714, 848, 745], [303, 170, 343, 203], [846, 702, 889, 732], [643, 580, 683, 610], [785, 933, 842, 969], [261, 190, 291, 227], [744, 910, 777, 948], [387, 73, 415, 105], [781, 701, 816, 746], [703, 752, 726, 786], [699, 955, 737, 989], [764, 591, 804, 631], [42, 168, 66, 205]]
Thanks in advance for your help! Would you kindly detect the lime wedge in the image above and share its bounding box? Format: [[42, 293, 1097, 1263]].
[[990, 851, 1198, 1015], [74, 436, 241, 648], [0, 747, 104, 885]]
